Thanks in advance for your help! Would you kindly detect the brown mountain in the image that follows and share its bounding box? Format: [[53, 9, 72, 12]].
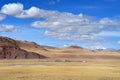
[[0, 36, 120, 60], [0, 36, 46, 59], [15, 39, 120, 60], [67, 45, 83, 49]]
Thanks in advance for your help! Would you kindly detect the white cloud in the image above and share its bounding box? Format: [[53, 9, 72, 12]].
[[16, 7, 41, 18], [44, 31, 104, 41], [32, 17, 119, 33], [0, 14, 6, 21], [31, 14, 120, 41], [1, 3, 23, 16], [1, 3, 59, 18], [0, 25, 20, 32], [1, 3, 120, 41]]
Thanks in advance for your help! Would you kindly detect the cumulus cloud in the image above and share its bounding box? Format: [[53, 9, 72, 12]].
[[0, 25, 20, 32], [0, 14, 6, 21], [1, 3, 59, 18], [1, 3, 120, 41], [1, 3, 23, 16]]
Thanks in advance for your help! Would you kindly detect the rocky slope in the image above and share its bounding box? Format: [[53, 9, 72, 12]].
[[0, 36, 46, 59]]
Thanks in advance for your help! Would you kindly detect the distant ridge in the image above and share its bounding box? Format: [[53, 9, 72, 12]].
[[0, 36, 46, 59], [67, 45, 83, 49], [0, 36, 120, 60]]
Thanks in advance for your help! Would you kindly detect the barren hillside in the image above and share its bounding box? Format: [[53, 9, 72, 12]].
[[0, 36, 46, 59]]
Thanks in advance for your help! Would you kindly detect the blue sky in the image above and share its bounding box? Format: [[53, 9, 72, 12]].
[[0, 0, 120, 49]]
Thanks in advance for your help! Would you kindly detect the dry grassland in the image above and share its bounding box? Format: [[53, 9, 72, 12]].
[[0, 59, 120, 80]]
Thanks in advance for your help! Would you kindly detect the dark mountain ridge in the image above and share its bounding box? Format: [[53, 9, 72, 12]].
[[0, 36, 46, 59]]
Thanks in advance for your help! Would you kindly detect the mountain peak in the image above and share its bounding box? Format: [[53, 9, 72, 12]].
[[0, 36, 46, 59], [0, 36, 18, 47], [68, 45, 83, 49]]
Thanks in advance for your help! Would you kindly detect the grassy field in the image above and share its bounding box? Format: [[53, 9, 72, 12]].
[[0, 59, 120, 80]]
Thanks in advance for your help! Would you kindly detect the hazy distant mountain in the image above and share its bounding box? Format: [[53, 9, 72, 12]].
[[96, 48, 120, 52]]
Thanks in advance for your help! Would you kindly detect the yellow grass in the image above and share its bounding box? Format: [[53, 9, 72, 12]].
[[0, 59, 120, 80]]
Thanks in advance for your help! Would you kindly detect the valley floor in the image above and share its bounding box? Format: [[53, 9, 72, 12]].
[[0, 59, 120, 80]]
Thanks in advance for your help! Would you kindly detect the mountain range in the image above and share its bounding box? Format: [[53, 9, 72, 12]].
[[0, 36, 120, 60]]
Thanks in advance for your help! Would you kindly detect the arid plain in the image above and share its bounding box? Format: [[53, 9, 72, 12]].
[[0, 37, 120, 80]]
